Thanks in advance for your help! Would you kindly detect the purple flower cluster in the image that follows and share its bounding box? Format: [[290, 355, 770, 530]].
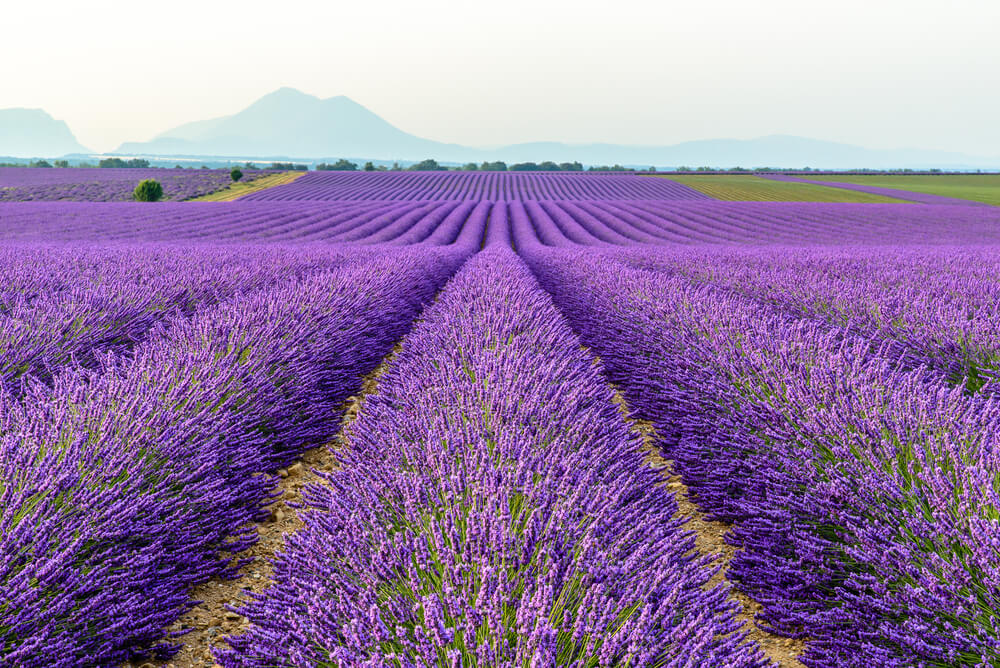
[[217, 247, 769, 667], [5, 199, 1000, 245], [3, 169, 1000, 667], [0, 244, 368, 393], [606, 245, 1000, 392], [240, 170, 711, 201], [519, 240, 1000, 666], [0, 167, 271, 202], [0, 245, 470, 666]]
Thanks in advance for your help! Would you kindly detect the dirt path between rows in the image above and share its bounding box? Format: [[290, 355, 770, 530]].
[[610, 391, 807, 667], [133, 351, 397, 668]]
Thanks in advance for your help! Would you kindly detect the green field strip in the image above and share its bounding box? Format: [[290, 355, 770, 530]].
[[188, 171, 305, 202], [798, 175, 1000, 206], [655, 175, 906, 203]]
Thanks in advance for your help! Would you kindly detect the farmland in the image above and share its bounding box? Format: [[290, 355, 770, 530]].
[[0, 167, 274, 202], [792, 173, 1000, 206], [1, 169, 999, 668], [656, 174, 906, 203]]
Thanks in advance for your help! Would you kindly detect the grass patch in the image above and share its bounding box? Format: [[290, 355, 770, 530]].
[[799, 174, 1000, 206], [188, 171, 305, 202], [655, 175, 906, 203]]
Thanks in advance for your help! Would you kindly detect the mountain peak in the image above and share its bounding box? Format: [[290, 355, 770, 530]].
[[121, 88, 445, 159], [259, 87, 318, 102]]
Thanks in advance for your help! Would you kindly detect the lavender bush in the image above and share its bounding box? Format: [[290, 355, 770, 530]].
[[5, 199, 1000, 245], [217, 248, 770, 667], [0, 246, 470, 666], [608, 245, 1000, 392], [240, 170, 711, 201], [0, 244, 367, 394], [2, 169, 999, 667], [519, 240, 1000, 667]]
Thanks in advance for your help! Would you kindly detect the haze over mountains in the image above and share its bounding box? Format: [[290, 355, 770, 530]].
[[2, 88, 998, 169], [0, 109, 91, 157]]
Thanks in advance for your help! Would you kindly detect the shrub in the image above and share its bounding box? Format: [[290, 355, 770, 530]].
[[316, 160, 357, 171], [100, 157, 150, 168], [230, 168, 243, 182], [133, 179, 163, 202]]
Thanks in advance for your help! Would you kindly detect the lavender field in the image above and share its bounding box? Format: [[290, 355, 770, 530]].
[[1, 172, 998, 668], [0, 168, 273, 202]]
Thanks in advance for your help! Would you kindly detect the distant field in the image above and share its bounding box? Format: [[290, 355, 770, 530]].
[[657, 174, 906, 202], [189, 170, 305, 201], [799, 174, 1000, 205], [0, 167, 273, 202]]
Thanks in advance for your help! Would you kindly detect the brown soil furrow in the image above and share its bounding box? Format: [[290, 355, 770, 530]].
[[135, 350, 397, 668], [609, 390, 807, 667]]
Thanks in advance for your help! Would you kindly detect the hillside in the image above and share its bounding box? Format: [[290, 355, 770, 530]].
[[0, 108, 90, 158]]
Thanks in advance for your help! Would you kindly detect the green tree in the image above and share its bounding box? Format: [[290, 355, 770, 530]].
[[230, 168, 243, 182], [133, 179, 163, 202], [408, 159, 444, 171], [316, 159, 358, 171], [100, 157, 150, 168], [53, 160, 69, 168], [363, 161, 376, 171]]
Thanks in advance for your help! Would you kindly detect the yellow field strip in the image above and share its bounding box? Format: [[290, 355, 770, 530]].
[[188, 171, 305, 202]]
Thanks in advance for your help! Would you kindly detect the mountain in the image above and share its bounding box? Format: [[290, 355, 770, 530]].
[[0, 108, 91, 158], [113, 89, 1000, 169], [115, 88, 473, 161]]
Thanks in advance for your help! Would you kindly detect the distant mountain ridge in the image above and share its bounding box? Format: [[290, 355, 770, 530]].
[[113, 89, 1000, 169], [0, 108, 90, 158], [2, 89, 999, 168], [116, 88, 468, 161]]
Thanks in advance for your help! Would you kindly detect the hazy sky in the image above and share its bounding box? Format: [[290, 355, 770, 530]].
[[3, 0, 998, 154]]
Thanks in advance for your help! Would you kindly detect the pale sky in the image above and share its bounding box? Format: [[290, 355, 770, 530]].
[[3, 0, 998, 155]]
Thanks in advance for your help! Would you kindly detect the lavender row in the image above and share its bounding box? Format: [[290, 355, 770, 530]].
[[609, 246, 1000, 392], [0, 201, 487, 244], [0, 244, 365, 394], [513, 199, 1000, 246], [240, 170, 711, 201], [521, 244, 1000, 667], [5, 199, 1000, 245], [0, 246, 470, 667], [0, 167, 272, 202], [217, 247, 769, 667]]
